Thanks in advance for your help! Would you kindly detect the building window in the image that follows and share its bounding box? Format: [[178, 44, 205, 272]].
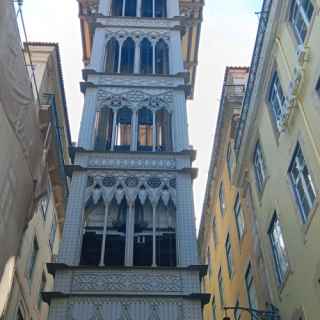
[[289, 0, 314, 44], [234, 194, 245, 240], [253, 142, 266, 192], [138, 108, 153, 151], [289, 143, 316, 222], [105, 37, 120, 73], [49, 213, 57, 249], [212, 216, 218, 246], [27, 237, 39, 281], [207, 247, 212, 278], [234, 300, 241, 320], [155, 39, 169, 75], [225, 233, 233, 278], [268, 71, 286, 130], [218, 267, 224, 307], [141, 0, 167, 18], [38, 272, 46, 310], [120, 38, 135, 74], [115, 108, 132, 151], [268, 213, 289, 285], [140, 38, 153, 74], [212, 298, 217, 320], [219, 182, 226, 216], [226, 143, 232, 178], [111, 0, 137, 17], [245, 263, 258, 310], [39, 194, 49, 219]]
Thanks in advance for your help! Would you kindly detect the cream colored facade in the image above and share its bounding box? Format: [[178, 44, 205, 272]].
[[204, 0, 320, 319], [199, 67, 273, 320], [4, 43, 71, 320]]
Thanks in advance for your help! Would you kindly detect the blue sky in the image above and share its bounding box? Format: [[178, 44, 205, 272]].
[[20, 0, 262, 229]]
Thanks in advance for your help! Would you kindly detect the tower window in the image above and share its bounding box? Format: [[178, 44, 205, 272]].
[[138, 108, 153, 151], [155, 39, 169, 75], [125, 0, 137, 16], [234, 193, 245, 240], [245, 263, 258, 310], [141, 0, 153, 17], [111, 0, 123, 16], [140, 38, 153, 74], [120, 38, 135, 74], [116, 108, 132, 151], [94, 107, 113, 151], [105, 38, 120, 73], [156, 108, 172, 151], [155, 0, 167, 17]]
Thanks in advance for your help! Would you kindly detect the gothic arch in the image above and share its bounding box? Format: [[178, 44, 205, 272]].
[[105, 37, 120, 73], [116, 107, 132, 150], [140, 38, 153, 74], [138, 107, 153, 151], [120, 37, 135, 74], [155, 39, 169, 75]]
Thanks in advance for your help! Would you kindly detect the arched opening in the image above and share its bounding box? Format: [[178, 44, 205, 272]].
[[141, 0, 153, 17], [134, 197, 153, 266], [115, 107, 132, 151], [94, 107, 113, 151], [80, 199, 105, 266], [138, 108, 153, 151], [155, 39, 169, 75], [156, 198, 176, 267], [140, 38, 153, 74], [120, 38, 135, 74], [104, 197, 127, 266], [156, 108, 172, 151], [111, 0, 123, 16], [125, 0, 137, 16], [155, 0, 167, 17], [105, 37, 120, 73]]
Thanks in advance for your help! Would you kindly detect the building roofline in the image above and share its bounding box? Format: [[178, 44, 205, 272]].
[[26, 42, 73, 146]]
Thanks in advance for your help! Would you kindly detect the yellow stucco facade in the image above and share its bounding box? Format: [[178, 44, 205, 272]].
[[199, 67, 272, 320], [200, 1, 320, 320]]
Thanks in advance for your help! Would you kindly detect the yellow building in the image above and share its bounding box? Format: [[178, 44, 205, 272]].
[[4, 43, 71, 320], [199, 67, 273, 320], [232, 0, 320, 319], [200, 0, 320, 319]]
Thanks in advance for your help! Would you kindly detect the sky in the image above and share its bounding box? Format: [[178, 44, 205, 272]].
[[20, 0, 262, 230]]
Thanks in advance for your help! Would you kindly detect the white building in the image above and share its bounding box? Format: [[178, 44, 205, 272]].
[[46, 0, 206, 318]]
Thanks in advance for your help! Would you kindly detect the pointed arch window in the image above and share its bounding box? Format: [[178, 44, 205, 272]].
[[120, 38, 135, 74], [105, 38, 120, 73], [141, 0, 153, 17], [156, 108, 172, 151], [155, 39, 169, 75], [94, 107, 113, 151], [155, 0, 167, 17], [138, 108, 153, 151], [115, 107, 132, 151], [140, 38, 153, 74]]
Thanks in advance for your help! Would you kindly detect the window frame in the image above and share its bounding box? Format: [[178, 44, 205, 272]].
[[218, 267, 224, 307], [245, 263, 258, 312], [38, 272, 46, 310], [253, 141, 267, 193], [219, 182, 226, 216], [27, 236, 39, 283], [39, 194, 49, 220], [207, 247, 212, 278], [226, 142, 232, 179], [288, 143, 316, 223], [212, 215, 218, 246], [225, 233, 233, 278], [234, 194, 245, 240], [49, 213, 57, 250], [268, 70, 286, 131], [268, 213, 290, 286], [289, 0, 314, 44]]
